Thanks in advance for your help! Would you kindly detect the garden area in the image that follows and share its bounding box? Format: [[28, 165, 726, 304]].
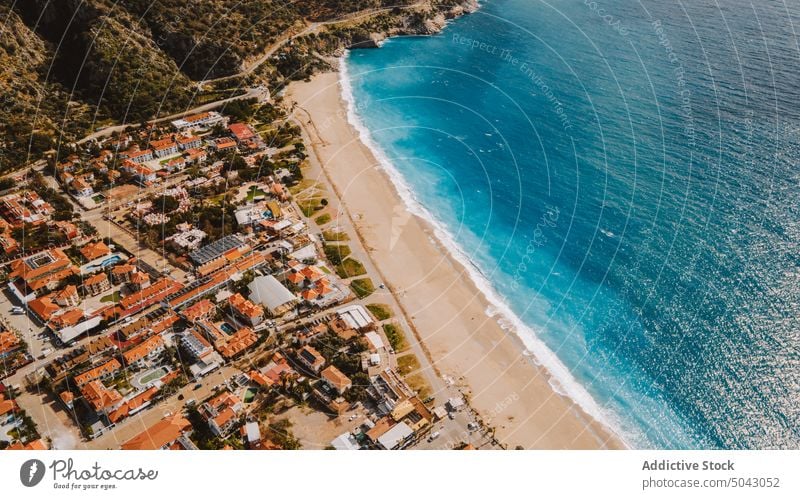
[[349, 278, 375, 299], [382, 322, 407, 352], [366, 303, 393, 321]]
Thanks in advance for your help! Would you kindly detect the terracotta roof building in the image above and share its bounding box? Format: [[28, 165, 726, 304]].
[[28, 295, 61, 321], [81, 380, 123, 414], [122, 335, 165, 368], [74, 358, 122, 386], [182, 299, 216, 323], [121, 413, 196, 450], [80, 240, 112, 261], [216, 327, 258, 359], [112, 278, 182, 316], [6, 439, 48, 450], [176, 135, 202, 150], [213, 137, 237, 151], [149, 138, 178, 158], [59, 390, 75, 409], [321, 365, 352, 394], [8, 248, 78, 294], [0, 393, 18, 418], [108, 386, 159, 423], [229, 123, 256, 142], [49, 308, 85, 329], [0, 330, 21, 358], [110, 264, 136, 284], [129, 271, 151, 291], [227, 293, 264, 326], [200, 392, 243, 437], [53, 285, 80, 307], [84, 272, 111, 296], [0, 232, 18, 254]]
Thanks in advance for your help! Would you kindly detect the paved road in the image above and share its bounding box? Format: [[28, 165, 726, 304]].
[[0, 290, 49, 359], [41, 172, 189, 283], [78, 0, 421, 144], [412, 410, 500, 450], [86, 366, 241, 449], [0, 159, 46, 181], [197, 3, 427, 87], [76, 86, 270, 145], [13, 388, 83, 449], [290, 107, 454, 404], [1, 3, 429, 183]]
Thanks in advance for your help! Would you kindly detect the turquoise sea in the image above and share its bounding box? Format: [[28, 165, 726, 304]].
[[343, 0, 800, 448]]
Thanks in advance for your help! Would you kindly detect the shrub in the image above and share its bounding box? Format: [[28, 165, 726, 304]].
[[350, 278, 374, 299], [366, 304, 393, 321]]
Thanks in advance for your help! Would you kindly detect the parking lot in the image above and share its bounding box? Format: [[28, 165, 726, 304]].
[[0, 287, 52, 360]]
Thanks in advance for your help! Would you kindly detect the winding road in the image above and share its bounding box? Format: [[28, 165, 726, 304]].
[[4, 2, 428, 177]]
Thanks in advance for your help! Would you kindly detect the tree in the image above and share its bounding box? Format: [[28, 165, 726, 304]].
[[227, 155, 247, 171], [238, 168, 255, 182], [267, 419, 300, 450], [234, 270, 256, 295], [345, 372, 370, 402], [159, 195, 180, 213], [29, 132, 54, 155]]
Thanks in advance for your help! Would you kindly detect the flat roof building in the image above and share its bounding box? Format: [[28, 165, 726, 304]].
[[189, 234, 246, 265], [248, 275, 298, 316]]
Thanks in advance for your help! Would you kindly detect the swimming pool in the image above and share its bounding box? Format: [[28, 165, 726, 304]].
[[136, 366, 169, 387], [220, 323, 236, 334], [82, 253, 127, 273]]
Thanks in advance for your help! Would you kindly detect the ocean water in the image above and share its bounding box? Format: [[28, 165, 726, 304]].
[[342, 0, 800, 449]]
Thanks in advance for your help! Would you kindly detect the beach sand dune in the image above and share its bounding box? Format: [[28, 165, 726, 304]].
[[287, 71, 623, 449]]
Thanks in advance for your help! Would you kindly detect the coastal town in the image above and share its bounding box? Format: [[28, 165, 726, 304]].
[[0, 95, 497, 451], [0, 0, 622, 456]]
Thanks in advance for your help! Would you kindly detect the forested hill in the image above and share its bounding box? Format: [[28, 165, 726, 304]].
[[0, 0, 471, 172]]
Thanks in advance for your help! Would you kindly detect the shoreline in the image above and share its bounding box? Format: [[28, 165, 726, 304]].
[[337, 57, 630, 444], [286, 70, 625, 449]]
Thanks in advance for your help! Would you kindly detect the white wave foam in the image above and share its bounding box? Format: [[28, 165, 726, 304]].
[[338, 56, 632, 447]]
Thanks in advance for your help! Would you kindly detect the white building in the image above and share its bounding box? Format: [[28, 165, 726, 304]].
[[337, 304, 374, 331], [247, 275, 298, 317], [330, 432, 360, 450], [180, 330, 223, 378], [376, 422, 414, 450], [169, 228, 207, 251], [171, 111, 228, 131]]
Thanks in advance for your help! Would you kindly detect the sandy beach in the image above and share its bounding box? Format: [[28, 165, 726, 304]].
[[286, 71, 623, 449]]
